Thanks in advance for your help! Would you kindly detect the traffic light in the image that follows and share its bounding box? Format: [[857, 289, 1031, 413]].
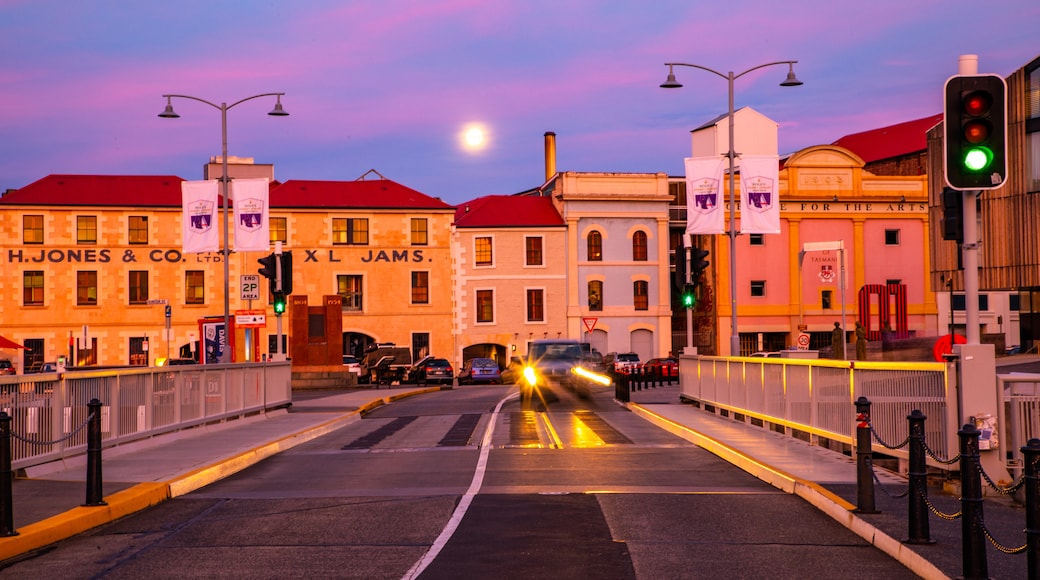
[[278, 251, 293, 295], [691, 247, 710, 279], [272, 292, 287, 315], [941, 187, 964, 242], [257, 252, 279, 293], [944, 74, 1007, 190], [681, 283, 696, 309]]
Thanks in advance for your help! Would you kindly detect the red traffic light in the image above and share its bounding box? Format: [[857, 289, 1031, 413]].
[[962, 91, 991, 116]]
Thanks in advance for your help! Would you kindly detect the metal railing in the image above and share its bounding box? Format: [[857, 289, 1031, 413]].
[[0, 362, 291, 470], [679, 354, 957, 463], [997, 373, 1040, 478]]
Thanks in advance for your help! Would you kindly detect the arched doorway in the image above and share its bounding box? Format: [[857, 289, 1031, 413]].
[[343, 332, 377, 359], [462, 343, 508, 369]]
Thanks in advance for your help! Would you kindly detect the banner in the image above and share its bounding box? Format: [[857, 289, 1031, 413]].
[[232, 178, 271, 252], [739, 155, 780, 234], [684, 157, 725, 235], [181, 180, 219, 254]]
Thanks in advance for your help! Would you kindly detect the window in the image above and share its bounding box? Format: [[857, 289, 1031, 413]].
[[333, 218, 369, 245], [952, 294, 966, 311], [23, 215, 43, 244], [526, 289, 544, 322], [475, 237, 493, 266], [23, 271, 44, 306], [128, 216, 148, 245], [270, 217, 287, 244], [979, 294, 989, 311], [185, 271, 205, 305], [337, 275, 363, 311], [129, 271, 149, 305], [77, 271, 98, 305], [525, 236, 543, 266], [750, 280, 766, 297], [587, 231, 603, 261], [1011, 293, 1021, 311], [884, 229, 900, 245], [476, 289, 494, 323], [633, 281, 649, 310], [749, 234, 764, 246], [632, 231, 648, 261], [411, 271, 429, 304], [821, 290, 832, 310], [77, 216, 97, 245], [411, 218, 428, 245], [588, 280, 603, 311]]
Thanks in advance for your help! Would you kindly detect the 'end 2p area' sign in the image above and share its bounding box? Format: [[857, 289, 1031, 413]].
[[241, 275, 260, 301]]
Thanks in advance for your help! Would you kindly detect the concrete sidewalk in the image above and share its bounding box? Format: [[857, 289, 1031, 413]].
[[1, 382, 1032, 579]]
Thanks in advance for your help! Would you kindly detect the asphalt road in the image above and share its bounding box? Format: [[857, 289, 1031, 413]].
[[1, 383, 918, 579]]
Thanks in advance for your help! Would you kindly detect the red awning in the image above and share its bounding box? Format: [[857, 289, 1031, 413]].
[[0, 335, 28, 350]]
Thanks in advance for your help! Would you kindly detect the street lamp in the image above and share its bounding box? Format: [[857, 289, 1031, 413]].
[[159, 92, 289, 363], [661, 61, 802, 356]]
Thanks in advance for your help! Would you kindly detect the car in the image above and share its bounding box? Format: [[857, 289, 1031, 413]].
[[604, 352, 641, 374], [749, 351, 782, 358], [0, 360, 15, 375], [342, 355, 361, 375], [410, 357, 454, 386], [165, 357, 199, 365], [27, 361, 59, 373], [644, 357, 679, 377], [458, 357, 501, 385]]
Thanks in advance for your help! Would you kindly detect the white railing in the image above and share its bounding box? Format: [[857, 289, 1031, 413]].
[[0, 362, 291, 470], [679, 355, 958, 465], [996, 373, 1040, 477]]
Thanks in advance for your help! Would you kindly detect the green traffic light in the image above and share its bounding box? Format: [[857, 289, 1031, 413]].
[[963, 146, 992, 172], [682, 293, 695, 308], [273, 292, 286, 314]]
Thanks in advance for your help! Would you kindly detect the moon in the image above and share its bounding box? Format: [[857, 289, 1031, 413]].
[[460, 123, 488, 152]]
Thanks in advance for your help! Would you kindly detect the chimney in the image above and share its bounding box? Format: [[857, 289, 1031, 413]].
[[544, 132, 556, 182]]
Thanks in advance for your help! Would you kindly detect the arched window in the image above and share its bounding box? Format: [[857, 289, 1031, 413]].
[[632, 231, 648, 261], [587, 231, 603, 261], [588, 280, 603, 311]]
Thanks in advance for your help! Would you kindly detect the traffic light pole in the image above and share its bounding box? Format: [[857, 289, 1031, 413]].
[[273, 242, 286, 362], [684, 236, 694, 355], [957, 54, 982, 345]]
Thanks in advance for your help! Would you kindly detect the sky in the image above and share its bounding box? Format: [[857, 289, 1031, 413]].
[[1, 0, 1037, 206]]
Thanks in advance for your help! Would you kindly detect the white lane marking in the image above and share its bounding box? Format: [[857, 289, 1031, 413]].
[[400, 390, 519, 580]]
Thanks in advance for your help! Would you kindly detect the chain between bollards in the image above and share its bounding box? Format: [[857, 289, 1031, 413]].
[[854, 396, 878, 514], [84, 398, 106, 507]]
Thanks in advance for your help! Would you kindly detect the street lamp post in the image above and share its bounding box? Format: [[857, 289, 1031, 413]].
[[661, 61, 802, 356], [159, 93, 288, 363]]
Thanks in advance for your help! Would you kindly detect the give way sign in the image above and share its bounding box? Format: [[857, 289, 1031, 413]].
[[582, 317, 598, 333]]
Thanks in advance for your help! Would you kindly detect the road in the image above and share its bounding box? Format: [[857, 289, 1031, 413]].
[[2, 382, 918, 579]]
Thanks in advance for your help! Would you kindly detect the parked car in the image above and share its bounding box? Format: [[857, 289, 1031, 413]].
[[410, 357, 454, 386], [604, 352, 641, 374], [164, 358, 198, 366], [342, 355, 361, 375], [644, 357, 679, 377], [458, 357, 501, 385], [0, 360, 16, 375]]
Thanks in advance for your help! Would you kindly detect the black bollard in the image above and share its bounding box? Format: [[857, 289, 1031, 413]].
[[0, 412, 16, 537], [620, 372, 630, 403], [1023, 438, 1040, 580], [904, 410, 933, 544], [958, 422, 987, 580], [84, 399, 107, 507], [853, 397, 878, 513]]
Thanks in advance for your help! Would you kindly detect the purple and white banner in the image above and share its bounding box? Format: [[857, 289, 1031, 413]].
[[232, 178, 270, 252], [739, 155, 780, 234], [181, 180, 219, 254], [684, 156, 725, 235]]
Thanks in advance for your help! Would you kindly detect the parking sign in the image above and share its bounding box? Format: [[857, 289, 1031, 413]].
[[241, 274, 260, 301]]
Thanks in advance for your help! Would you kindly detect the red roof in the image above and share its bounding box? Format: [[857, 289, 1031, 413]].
[[832, 113, 943, 163], [454, 195, 565, 228], [0, 174, 452, 211], [0, 174, 185, 206], [271, 179, 453, 210]]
